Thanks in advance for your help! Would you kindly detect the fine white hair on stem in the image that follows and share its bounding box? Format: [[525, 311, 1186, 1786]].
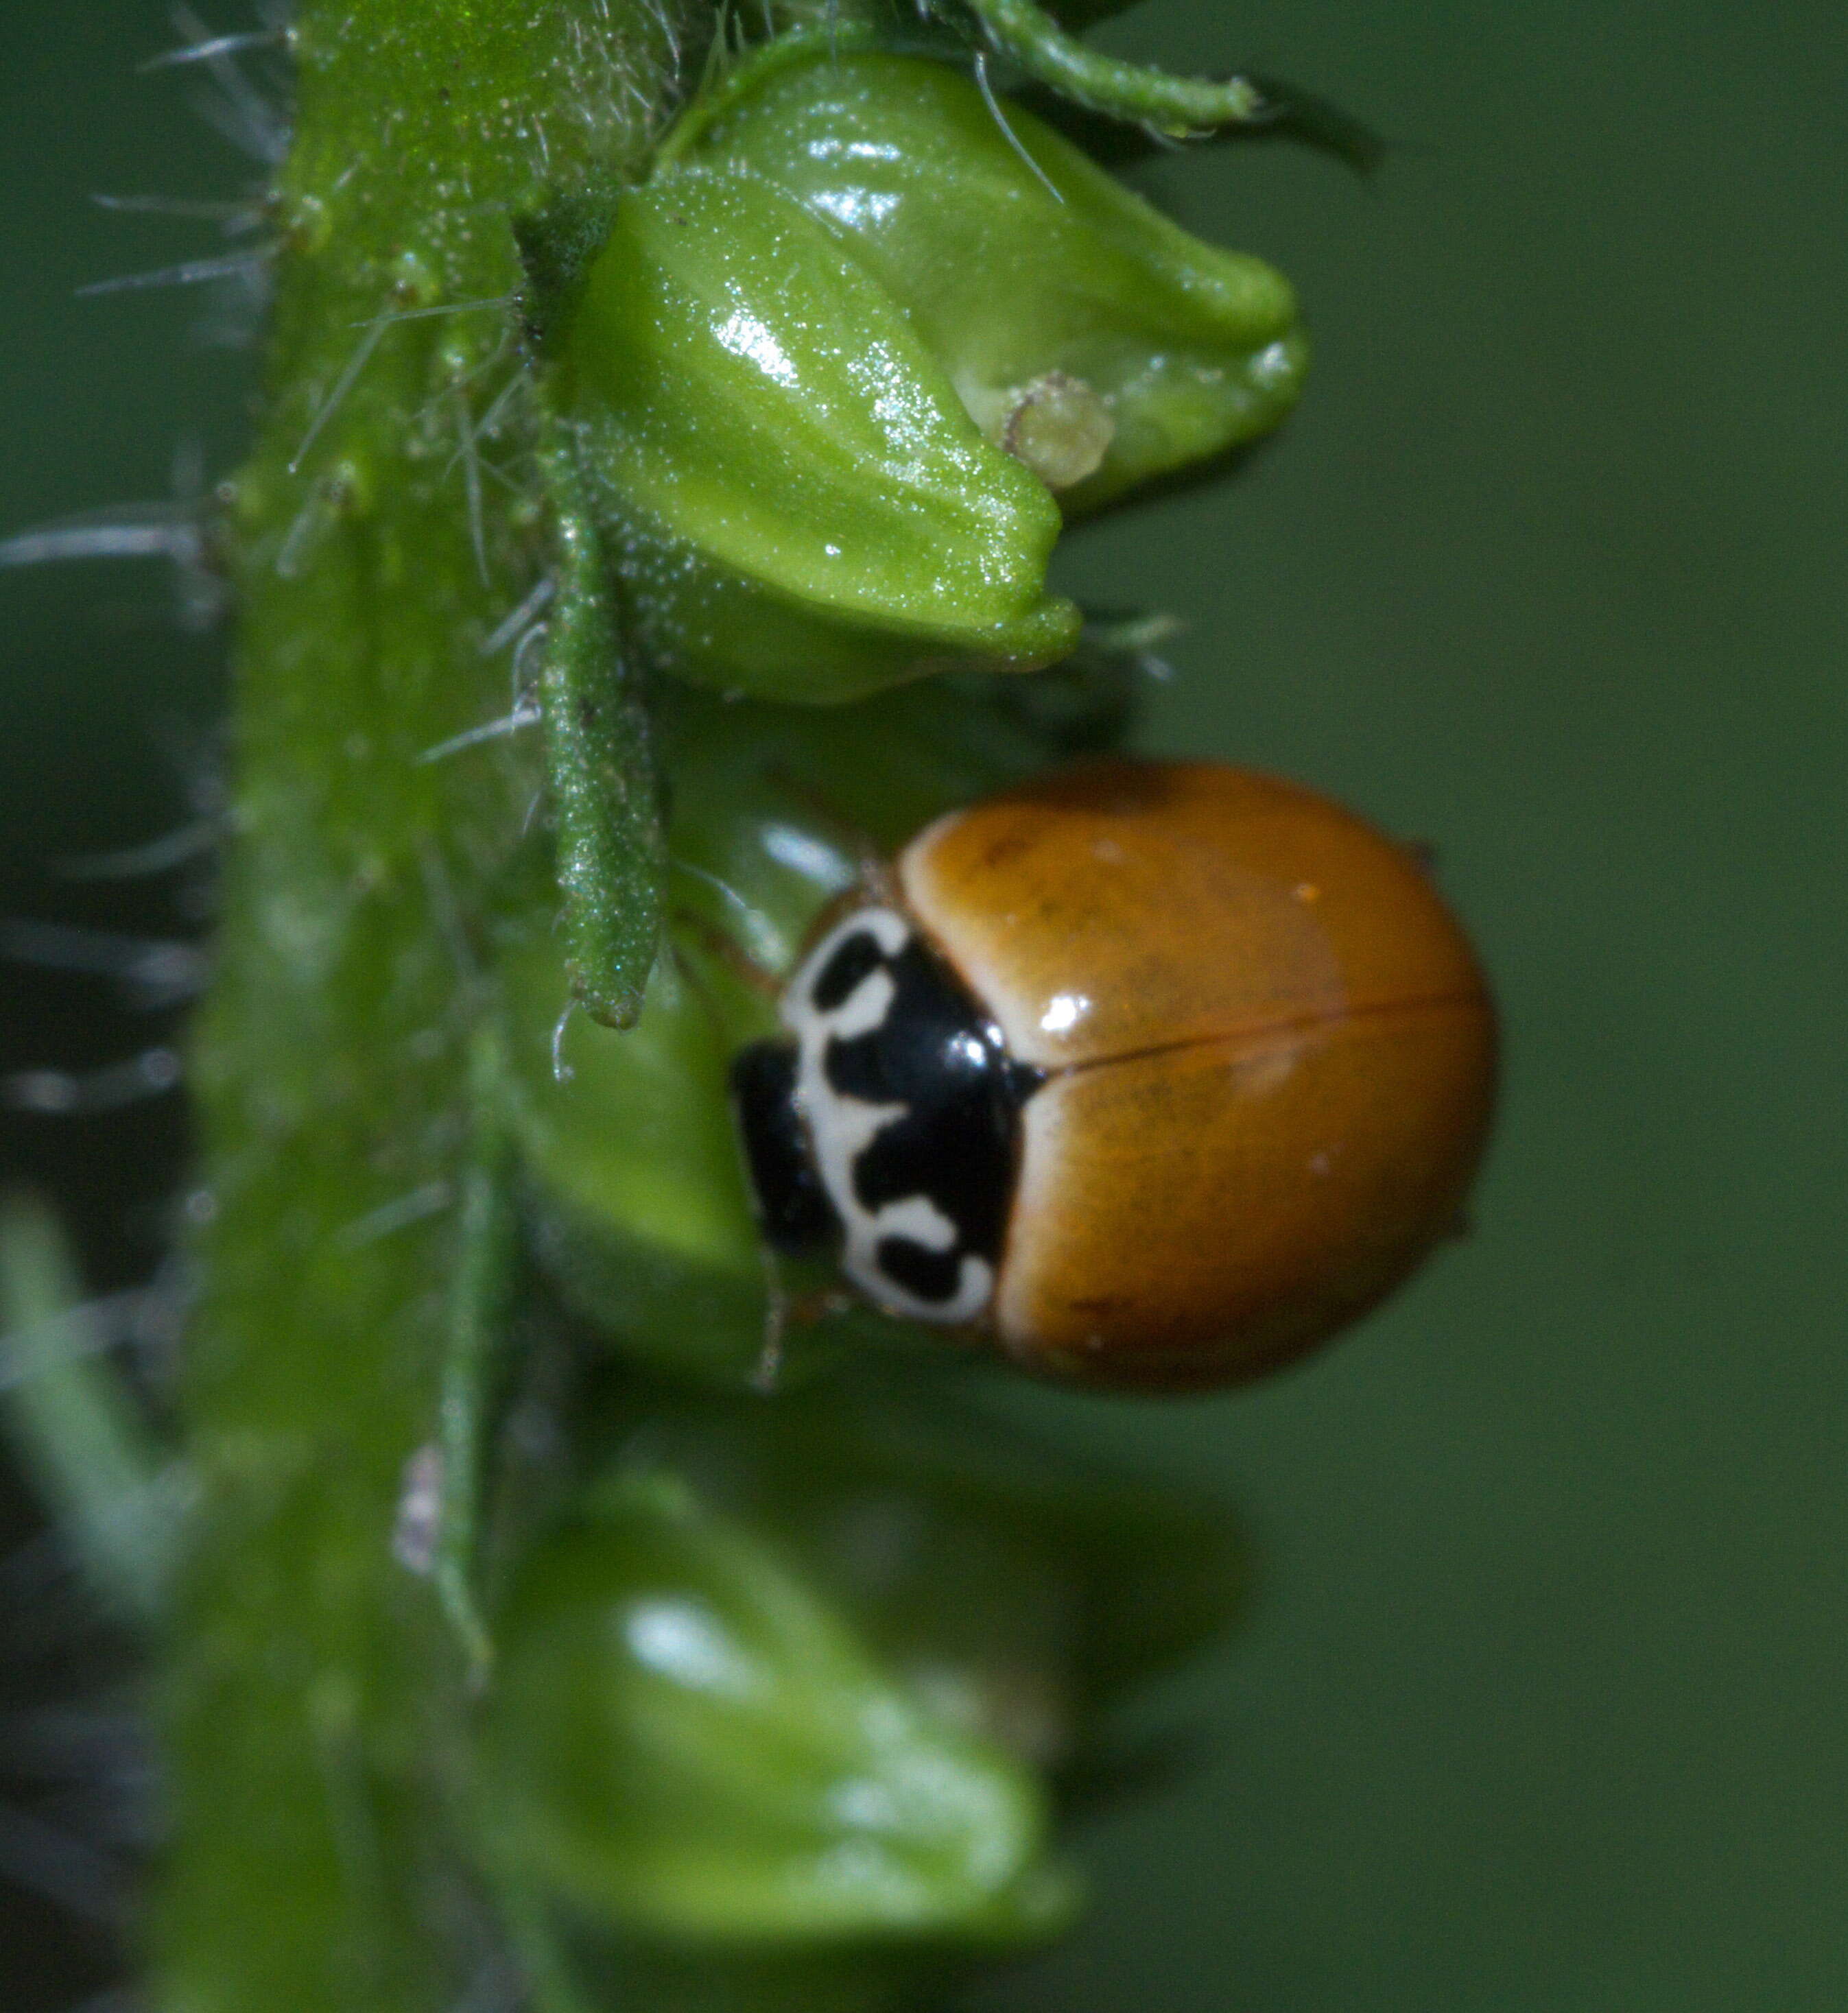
[[451, 390, 489, 587], [416, 704, 543, 767], [470, 365, 532, 451], [331, 1182, 455, 1253], [141, 25, 286, 71], [91, 193, 256, 224], [289, 312, 390, 473], [510, 619, 550, 698], [273, 479, 332, 579], [670, 856, 761, 928], [973, 54, 1065, 204], [58, 820, 220, 882], [0, 438, 222, 628], [479, 577, 555, 658], [416, 835, 480, 988], [0, 920, 206, 1010], [0, 504, 197, 571], [287, 298, 517, 482], [552, 1003, 578, 1085], [671, 855, 790, 970], [169, 5, 291, 165], [351, 296, 516, 330], [76, 246, 276, 300], [4, 1049, 184, 1117]]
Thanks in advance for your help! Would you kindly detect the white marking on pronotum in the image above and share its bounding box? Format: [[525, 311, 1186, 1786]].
[[973, 54, 1065, 206], [3, 1049, 182, 1116], [783, 909, 993, 1325]]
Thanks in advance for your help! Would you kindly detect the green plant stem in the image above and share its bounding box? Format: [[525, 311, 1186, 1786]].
[[160, 7, 689, 2010]]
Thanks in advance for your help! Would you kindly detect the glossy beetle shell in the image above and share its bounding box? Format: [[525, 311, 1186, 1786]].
[[897, 761, 1496, 1390]]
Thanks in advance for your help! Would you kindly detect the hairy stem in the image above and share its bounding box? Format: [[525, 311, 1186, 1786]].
[[161, 7, 691, 2009]]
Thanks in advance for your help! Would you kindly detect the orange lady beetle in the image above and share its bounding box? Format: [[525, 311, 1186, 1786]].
[[730, 761, 1496, 1392]]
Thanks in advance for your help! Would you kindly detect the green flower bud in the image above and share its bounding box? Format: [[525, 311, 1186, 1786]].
[[667, 48, 1306, 514], [611, 1381, 1248, 1769], [479, 1475, 1077, 1946], [507, 945, 790, 1389], [557, 167, 1080, 702]]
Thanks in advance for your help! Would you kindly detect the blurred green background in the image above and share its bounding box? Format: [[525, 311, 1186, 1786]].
[[3, 1, 1845, 2008]]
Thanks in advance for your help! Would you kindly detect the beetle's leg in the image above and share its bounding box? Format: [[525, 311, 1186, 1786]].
[[669, 904, 784, 1001]]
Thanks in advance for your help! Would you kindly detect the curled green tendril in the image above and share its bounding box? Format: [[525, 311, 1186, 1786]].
[[955, 0, 1269, 135]]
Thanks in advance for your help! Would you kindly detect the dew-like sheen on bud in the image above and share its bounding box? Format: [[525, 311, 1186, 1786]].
[[556, 168, 1080, 703], [672, 49, 1307, 515]]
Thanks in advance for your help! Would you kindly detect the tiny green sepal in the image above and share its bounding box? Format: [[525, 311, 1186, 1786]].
[[538, 421, 666, 1029], [555, 169, 1080, 702], [952, 0, 1266, 136], [477, 1473, 1078, 1945], [673, 49, 1307, 514]]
